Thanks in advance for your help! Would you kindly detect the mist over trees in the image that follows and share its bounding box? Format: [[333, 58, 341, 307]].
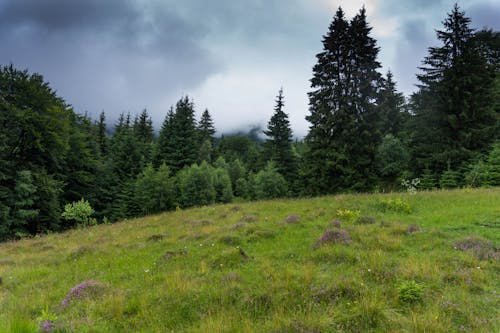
[[0, 4, 498, 240]]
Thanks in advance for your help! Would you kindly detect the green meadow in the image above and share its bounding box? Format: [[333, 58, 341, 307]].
[[1, 188, 499, 332]]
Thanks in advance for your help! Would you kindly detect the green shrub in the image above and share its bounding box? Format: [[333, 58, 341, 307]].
[[61, 198, 96, 227], [440, 169, 460, 189], [336, 209, 360, 223], [484, 142, 500, 186], [419, 169, 437, 190], [398, 280, 424, 304], [177, 162, 216, 208], [213, 167, 233, 203], [252, 162, 288, 200], [377, 198, 411, 214]]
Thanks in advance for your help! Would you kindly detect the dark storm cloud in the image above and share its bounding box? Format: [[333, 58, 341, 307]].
[[0, 0, 498, 135], [0, 0, 135, 32], [0, 0, 220, 124], [467, 2, 500, 30]]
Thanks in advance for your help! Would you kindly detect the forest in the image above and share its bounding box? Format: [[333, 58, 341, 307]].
[[0, 4, 498, 241]]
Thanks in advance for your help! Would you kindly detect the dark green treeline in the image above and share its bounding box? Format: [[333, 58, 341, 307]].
[[0, 4, 498, 240]]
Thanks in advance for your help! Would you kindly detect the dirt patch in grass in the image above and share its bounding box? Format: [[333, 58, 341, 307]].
[[283, 214, 300, 224], [184, 220, 213, 227], [355, 216, 376, 225], [407, 224, 421, 234], [67, 246, 95, 260], [162, 250, 187, 260], [329, 220, 342, 228], [147, 234, 167, 241], [241, 215, 258, 222]]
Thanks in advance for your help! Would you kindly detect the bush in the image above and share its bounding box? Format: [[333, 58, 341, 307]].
[[419, 169, 437, 190], [377, 198, 412, 214], [61, 198, 96, 227], [484, 142, 500, 186], [336, 209, 360, 223], [213, 167, 233, 203], [439, 169, 460, 189], [134, 163, 175, 215], [253, 162, 288, 200], [177, 162, 216, 208], [398, 280, 423, 304]]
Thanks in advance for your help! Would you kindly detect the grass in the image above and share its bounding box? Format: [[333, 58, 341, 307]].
[[0, 188, 499, 332]]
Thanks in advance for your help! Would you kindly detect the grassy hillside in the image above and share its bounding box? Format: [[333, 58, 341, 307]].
[[1, 188, 499, 332]]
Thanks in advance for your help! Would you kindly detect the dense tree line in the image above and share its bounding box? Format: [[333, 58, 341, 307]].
[[0, 4, 498, 240]]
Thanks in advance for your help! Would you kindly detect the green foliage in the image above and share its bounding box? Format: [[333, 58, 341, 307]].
[[61, 198, 96, 227], [305, 7, 381, 194], [419, 169, 437, 190], [377, 198, 412, 214], [464, 159, 487, 187], [398, 280, 424, 305], [213, 167, 233, 204], [197, 109, 216, 145], [177, 162, 216, 208], [252, 162, 288, 200], [336, 209, 361, 223], [133, 163, 175, 215], [156, 97, 199, 172], [36, 305, 58, 323], [376, 135, 410, 190], [440, 169, 460, 189], [263, 88, 299, 194], [411, 5, 498, 173], [484, 142, 500, 186]]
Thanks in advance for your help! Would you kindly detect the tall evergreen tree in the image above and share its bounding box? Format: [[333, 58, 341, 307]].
[[263, 88, 298, 193], [96, 111, 107, 156], [411, 4, 499, 172], [198, 109, 216, 144], [304, 7, 381, 194], [156, 97, 198, 172], [377, 71, 407, 137]]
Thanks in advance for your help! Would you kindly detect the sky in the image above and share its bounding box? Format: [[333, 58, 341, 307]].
[[1, 0, 499, 137]]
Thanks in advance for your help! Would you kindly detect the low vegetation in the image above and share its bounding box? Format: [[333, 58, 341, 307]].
[[1, 188, 499, 332]]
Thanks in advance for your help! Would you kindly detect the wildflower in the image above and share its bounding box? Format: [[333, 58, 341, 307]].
[[144, 269, 150, 273], [367, 269, 371, 272], [61, 280, 105, 308]]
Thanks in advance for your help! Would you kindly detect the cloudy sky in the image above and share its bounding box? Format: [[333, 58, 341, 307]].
[[1, 0, 498, 137]]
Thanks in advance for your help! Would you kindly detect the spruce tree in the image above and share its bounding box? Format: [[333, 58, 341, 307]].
[[155, 97, 200, 173], [412, 4, 498, 172], [263, 88, 298, 193], [198, 109, 216, 144], [305, 7, 381, 194], [96, 111, 107, 156], [377, 71, 406, 137]]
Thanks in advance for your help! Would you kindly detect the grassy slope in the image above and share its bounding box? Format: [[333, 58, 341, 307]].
[[0, 188, 499, 332]]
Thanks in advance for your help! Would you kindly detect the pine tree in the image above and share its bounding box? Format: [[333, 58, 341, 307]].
[[96, 111, 107, 156], [263, 88, 298, 194], [377, 71, 406, 137], [133, 109, 154, 143], [198, 109, 216, 144], [156, 97, 198, 172], [412, 4, 498, 172], [304, 7, 381, 194]]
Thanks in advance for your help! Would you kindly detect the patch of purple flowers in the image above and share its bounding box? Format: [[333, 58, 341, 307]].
[[454, 235, 499, 260], [39, 320, 54, 333], [284, 214, 300, 224], [317, 228, 351, 245], [61, 280, 105, 308]]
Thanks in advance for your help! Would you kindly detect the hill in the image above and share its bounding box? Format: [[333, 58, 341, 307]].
[[1, 188, 499, 332]]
